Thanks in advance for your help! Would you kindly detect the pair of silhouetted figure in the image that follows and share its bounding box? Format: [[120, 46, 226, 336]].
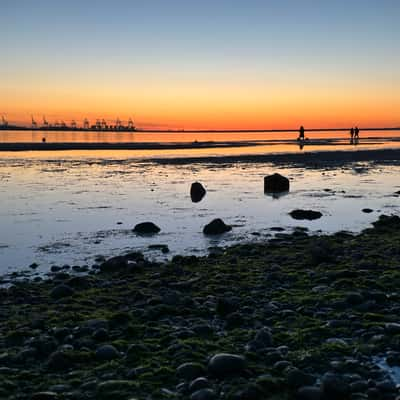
[[350, 126, 360, 144]]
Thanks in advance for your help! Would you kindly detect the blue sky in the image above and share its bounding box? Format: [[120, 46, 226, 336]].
[[1, 0, 399, 128]]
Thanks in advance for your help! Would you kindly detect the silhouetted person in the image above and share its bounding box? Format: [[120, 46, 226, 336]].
[[350, 127, 354, 144], [354, 126, 359, 139], [298, 125, 305, 141]]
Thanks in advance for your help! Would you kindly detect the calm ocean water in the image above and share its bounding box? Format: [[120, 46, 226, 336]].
[[1, 129, 400, 143]]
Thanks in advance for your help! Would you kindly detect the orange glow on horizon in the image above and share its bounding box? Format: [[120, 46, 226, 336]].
[[2, 79, 399, 130]]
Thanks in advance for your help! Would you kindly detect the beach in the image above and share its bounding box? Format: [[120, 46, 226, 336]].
[[1, 215, 400, 399]]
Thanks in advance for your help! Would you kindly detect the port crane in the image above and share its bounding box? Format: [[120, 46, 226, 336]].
[[42, 116, 49, 128], [83, 118, 90, 130], [1, 115, 8, 127], [116, 118, 122, 130], [128, 118, 134, 130], [31, 116, 37, 129], [71, 120, 77, 129]]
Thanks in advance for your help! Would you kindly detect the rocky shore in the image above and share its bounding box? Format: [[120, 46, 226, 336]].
[[1, 215, 400, 400]]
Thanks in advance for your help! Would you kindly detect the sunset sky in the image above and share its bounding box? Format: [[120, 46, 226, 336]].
[[1, 0, 400, 130]]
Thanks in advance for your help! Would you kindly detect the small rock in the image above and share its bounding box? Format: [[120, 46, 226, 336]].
[[133, 222, 160, 235], [99, 256, 128, 272], [362, 208, 373, 213], [385, 323, 400, 334], [96, 380, 136, 396], [47, 351, 74, 371], [176, 362, 205, 381], [287, 368, 315, 388], [191, 388, 216, 400], [296, 386, 322, 400], [189, 377, 211, 393], [31, 393, 59, 400], [50, 284, 74, 299], [321, 372, 349, 399], [95, 344, 120, 361], [289, 209, 322, 220], [203, 218, 232, 235], [345, 292, 364, 305], [216, 297, 238, 317]]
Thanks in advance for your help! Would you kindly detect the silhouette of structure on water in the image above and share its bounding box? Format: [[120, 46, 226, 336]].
[[0, 116, 136, 132]]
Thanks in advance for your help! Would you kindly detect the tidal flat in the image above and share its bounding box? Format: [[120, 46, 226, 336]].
[[1, 215, 400, 399], [1, 149, 400, 276]]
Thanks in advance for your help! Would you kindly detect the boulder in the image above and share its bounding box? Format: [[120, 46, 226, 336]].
[[203, 218, 232, 235], [264, 173, 290, 193], [99, 256, 128, 273], [208, 353, 246, 377], [289, 210, 322, 220], [50, 284, 74, 300], [190, 182, 206, 203], [133, 222, 160, 235]]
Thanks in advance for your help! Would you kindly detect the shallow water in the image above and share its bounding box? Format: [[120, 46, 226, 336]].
[[0, 155, 399, 276], [1, 129, 400, 144]]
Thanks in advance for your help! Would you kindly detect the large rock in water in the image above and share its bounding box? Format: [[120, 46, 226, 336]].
[[203, 218, 232, 235], [289, 209, 322, 220], [133, 222, 160, 235], [190, 182, 206, 203], [264, 173, 290, 193]]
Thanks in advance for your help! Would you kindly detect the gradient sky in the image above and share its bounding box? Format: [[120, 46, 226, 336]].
[[1, 0, 399, 129]]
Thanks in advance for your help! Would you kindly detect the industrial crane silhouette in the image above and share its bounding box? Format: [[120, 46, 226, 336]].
[[128, 118, 134, 130], [115, 118, 122, 130], [83, 118, 90, 130], [71, 120, 77, 129], [1, 115, 8, 127], [42, 116, 49, 129], [31, 116, 37, 129]]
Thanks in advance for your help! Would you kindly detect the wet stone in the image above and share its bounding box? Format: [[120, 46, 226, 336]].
[[50, 284, 74, 299], [176, 362, 205, 381], [208, 353, 246, 377], [95, 344, 120, 361]]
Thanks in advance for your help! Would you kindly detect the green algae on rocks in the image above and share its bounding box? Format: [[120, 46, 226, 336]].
[[1, 215, 400, 399]]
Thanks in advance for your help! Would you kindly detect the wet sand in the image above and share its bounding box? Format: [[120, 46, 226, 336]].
[[150, 147, 400, 166]]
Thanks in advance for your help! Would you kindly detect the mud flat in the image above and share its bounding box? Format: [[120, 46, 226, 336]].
[[1, 215, 400, 399], [150, 148, 400, 167]]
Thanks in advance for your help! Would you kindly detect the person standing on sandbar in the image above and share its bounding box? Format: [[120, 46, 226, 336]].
[[298, 125, 305, 141]]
